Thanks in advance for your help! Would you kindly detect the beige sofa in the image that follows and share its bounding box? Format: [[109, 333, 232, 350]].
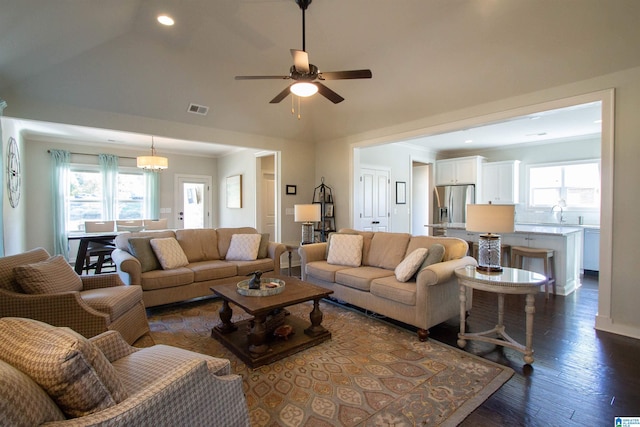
[[0, 317, 249, 426], [112, 227, 286, 307], [298, 229, 477, 340]]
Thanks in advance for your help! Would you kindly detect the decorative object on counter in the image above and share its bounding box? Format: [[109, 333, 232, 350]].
[[294, 203, 321, 244], [466, 203, 515, 273], [236, 276, 286, 296]]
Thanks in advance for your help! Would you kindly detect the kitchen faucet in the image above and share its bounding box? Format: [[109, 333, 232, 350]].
[[551, 204, 565, 223]]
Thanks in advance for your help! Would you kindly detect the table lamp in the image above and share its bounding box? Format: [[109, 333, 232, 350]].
[[466, 203, 515, 273], [294, 204, 321, 245]]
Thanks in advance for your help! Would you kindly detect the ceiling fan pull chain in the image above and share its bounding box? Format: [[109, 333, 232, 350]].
[[298, 96, 302, 120], [291, 95, 295, 115]]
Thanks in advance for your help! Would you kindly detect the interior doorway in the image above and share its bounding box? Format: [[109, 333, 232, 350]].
[[256, 154, 278, 240], [175, 175, 212, 229]]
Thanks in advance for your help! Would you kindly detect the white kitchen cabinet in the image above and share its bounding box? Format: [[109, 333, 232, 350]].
[[435, 156, 485, 186], [502, 231, 582, 296], [583, 227, 600, 272], [482, 160, 520, 204]]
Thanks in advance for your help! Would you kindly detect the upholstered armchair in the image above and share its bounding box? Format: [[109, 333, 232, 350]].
[[0, 247, 149, 344], [0, 317, 250, 426]]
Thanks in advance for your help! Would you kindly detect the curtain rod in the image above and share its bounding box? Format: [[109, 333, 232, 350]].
[[47, 150, 137, 160]]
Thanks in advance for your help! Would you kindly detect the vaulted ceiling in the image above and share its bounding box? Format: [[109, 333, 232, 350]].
[[2, 0, 640, 154]]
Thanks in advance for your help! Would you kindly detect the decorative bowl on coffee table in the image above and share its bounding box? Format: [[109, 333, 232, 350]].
[[237, 278, 285, 296]]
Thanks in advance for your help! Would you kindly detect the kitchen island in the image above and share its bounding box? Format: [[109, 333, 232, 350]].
[[426, 223, 583, 296]]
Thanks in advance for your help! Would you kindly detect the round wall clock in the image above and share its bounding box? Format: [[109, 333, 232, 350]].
[[7, 137, 20, 208]]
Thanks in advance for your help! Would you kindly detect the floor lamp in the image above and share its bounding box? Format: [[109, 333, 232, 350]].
[[294, 204, 321, 245], [466, 203, 515, 273]]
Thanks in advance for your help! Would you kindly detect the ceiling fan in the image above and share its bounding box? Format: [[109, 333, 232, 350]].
[[234, 0, 372, 104]]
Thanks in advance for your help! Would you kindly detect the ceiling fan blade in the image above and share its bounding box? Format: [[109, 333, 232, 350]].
[[318, 69, 373, 80], [316, 82, 344, 104], [290, 49, 310, 74], [269, 85, 293, 104], [235, 75, 290, 80]]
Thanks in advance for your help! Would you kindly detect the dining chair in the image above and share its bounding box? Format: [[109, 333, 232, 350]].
[[143, 218, 168, 230], [116, 219, 144, 231], [84, 221, 116, 274]]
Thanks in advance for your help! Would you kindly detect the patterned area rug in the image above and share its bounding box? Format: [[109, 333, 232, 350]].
[[137, 298, 513, 427]]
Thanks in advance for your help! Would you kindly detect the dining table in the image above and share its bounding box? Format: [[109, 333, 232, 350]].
[[68, 232, 122, 274]]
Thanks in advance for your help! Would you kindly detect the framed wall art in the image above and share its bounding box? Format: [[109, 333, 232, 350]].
[[396, 181, 406, 204]]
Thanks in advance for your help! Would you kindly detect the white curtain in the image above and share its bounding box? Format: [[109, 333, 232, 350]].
[[99, 154, 119, 220], [50, 150, 71, 257]]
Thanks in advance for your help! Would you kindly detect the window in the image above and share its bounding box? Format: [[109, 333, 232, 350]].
[[68, 166, 148, 231], [528, 160, 600, 209]]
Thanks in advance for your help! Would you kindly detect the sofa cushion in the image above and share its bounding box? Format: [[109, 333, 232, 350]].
[[115, 230, 176, 252], [335, 266, 394, 291], [139, 268, 195, 291], [405, 235, 467, 262], [14, 255, 83, 294], [151, 237, 190, 269], [0, 317, 127, 418], [216, 227, 258, 258], [370, 276, 417, 306], [225, 234, 261, 261], [230, 258, 276, 276], [176, 229, 220, 262], [366, 232, 411, 270], [327, 234, 363, 267], [128, 237, 161, 272], [0, 358, 65, 426], [419, 243, 446, 271], [258, 233, 270, 259], [80, 285, 143, 321], [305, 261, 351, 283], [394, 248, 429, 282], [188, 260, 238, 282]]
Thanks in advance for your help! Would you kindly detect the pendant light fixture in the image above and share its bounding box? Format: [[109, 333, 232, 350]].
[[137, 136, 168, 171]]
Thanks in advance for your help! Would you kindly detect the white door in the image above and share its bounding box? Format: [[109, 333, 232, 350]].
[[176, 175, 211, 229], [260, 172, 276, 237], [359, 167, 389, 231]]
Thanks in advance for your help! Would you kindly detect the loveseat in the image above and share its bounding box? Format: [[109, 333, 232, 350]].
[[0, 317, 249, 426], [112, 227, 286, 307], [298, 229, 477, 340]]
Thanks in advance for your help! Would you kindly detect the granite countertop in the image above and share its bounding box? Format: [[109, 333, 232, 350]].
[[425, 222, 589, 236]]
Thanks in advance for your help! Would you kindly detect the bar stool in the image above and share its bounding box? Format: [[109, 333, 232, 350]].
[[510, 246, 556, 298], [472, 243, 511, 267]]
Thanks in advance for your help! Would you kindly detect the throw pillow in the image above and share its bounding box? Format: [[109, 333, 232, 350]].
[[128, 237, 161, 272], [0, 317, 128, 418], [225, 234, 261, 261], [150, 237, 189, 269], [14, 255, 83, 294], [394, 248, 429, 282], [418, 243, 446, 273], [258, 233, 270, 259], [327, 234, 363, 267]]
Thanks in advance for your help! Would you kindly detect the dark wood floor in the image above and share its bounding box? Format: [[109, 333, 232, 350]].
[[426, 273, 640, 426]]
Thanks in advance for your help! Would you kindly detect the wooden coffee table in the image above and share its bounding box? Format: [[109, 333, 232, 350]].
[[211, 275, 333, 368]]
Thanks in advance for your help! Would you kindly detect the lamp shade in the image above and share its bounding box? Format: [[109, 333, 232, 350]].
[[136, 155, 168, 170], [294, 204, 321, 222], [466, 204, 515, 234]]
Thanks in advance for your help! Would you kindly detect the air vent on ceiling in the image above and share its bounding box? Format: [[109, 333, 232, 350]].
[[187, 103, 209, 116]]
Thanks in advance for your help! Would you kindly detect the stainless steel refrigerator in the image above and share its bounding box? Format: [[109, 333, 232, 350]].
[[433, 184, 475, 224]]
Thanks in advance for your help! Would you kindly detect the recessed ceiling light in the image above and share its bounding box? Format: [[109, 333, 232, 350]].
[[594, 119, 602, 124], [465, 139, 473, 144], [157, 15, 174, 26]]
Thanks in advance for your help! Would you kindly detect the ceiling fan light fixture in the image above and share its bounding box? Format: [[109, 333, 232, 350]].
[[290, 82, 318, 97]]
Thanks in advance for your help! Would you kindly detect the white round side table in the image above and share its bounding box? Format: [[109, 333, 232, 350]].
[[455, 265, 547, 365]]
